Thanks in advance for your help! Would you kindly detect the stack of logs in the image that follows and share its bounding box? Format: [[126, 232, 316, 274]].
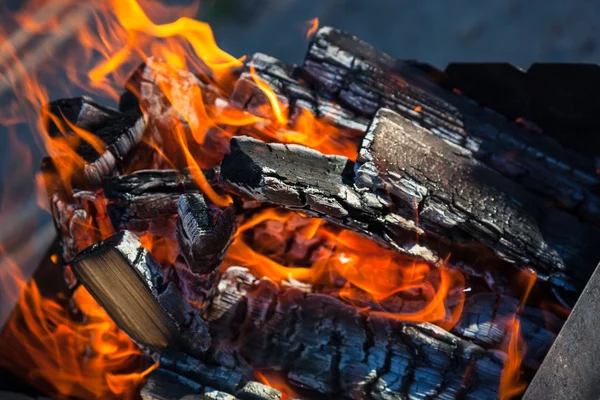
[[41, 27, 600, 399]]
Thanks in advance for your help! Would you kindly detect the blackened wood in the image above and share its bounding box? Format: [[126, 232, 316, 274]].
[[142, 368, 266, 400], [303, 27, 600, 227], [103, 169, 214, 200], [358, 109, 600, 291], [176, 193, 236, 305], [45, 97, 146, 188], [230, 53, 369, 134], [219, 135, 422, 261], [454, 293, 560, 369], [122, 57, 229, 169], [208, 267, 504, 400], [103, 169, 216, 236], [219, 134, 596, 294], [45, 96, 121, 136], [159, 351, 282, 400], [71, 231, 210, 355], [177, 193, 236, 275]]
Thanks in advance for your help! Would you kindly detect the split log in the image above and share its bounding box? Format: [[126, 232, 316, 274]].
[[355, 109, 600, 292], [303, 27, 600, 227], [70, 230, 211, 355], [175, 193, 236, 306], [454, 293, 560, 370], [158, 352, 282, 400], [207, 267, 504, 399], [219, 111, 600, 295]]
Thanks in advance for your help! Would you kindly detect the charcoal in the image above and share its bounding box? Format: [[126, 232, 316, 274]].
[[356, 108, 600, 293], [303, 27, 600, 227], [176, 193, 236, 304], [207, 267, 504, 399], [230, 53, 369, 134], [44, 97, 146, 188]]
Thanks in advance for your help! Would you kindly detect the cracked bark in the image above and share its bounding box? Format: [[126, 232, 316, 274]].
[[219, 111, 600, 296], [230, 53, 369, 135], [302, 27, 600, 228], [207, 267, 504, 399]]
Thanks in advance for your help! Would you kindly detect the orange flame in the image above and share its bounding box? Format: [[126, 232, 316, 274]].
[[224, 208, 465, 328], [305, 18, 319, 39], [255, 370, 299, 400], [0, 247, 157, 399], [499, 269, 537, 400]]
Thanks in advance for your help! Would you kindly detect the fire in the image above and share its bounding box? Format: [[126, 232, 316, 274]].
[[0, 247, 157, 399], [255, 370, 299, 400], [499, 269, 537, 400], [224, 208, 465, 328], [0, 0, 564, 398], [305, 18, 319, 39]]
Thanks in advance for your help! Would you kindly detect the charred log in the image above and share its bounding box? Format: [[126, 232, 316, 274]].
[[454, 293, 560, 370], [175, 193, 236, 305], [230, 53, 369, 134], [44, 97, 146, 188], [103, 169, 216, 236], [356, 108, 600, 292], [303, 27, 600, 227], [70, 230, 211, 355], [220, 113, 600, 295], [207, 267, 504, 399]]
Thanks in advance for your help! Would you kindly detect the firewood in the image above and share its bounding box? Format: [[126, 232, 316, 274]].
[[356, 108, 600, 292], [158, 351, 282, 400], [219, 112, 600, 295], [303, 27, 600, 227], [207, 267, 504, 399], [175, 193, 236, 305], [230, 53, 369, 134], [44, 97, 146, 188], [103, 169, 216, 236], [454, 293, 560, 369], [70, 230, 211, 355], [141, 368, 244, 400]]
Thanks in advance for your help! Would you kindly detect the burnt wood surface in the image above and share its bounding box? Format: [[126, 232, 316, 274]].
[[219, 131, 599, 294], [208, 267, 503, 400], [356, 109, 600, 292], [230, 53, 369, 135], [45, 97, 146, 188], [302, 27, 600, 228]]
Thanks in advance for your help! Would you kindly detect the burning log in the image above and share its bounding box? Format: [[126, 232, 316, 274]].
[[70, 230, 211, 355], [303, 27, 600, 228], [355, 108, 600, 292], [454, 293, 560, 370], [230, 53, 369, 134], [44, 96, 146, 188], [208, 267, 504, 399], [219, 119, 599, 295], [141, 367, 279, 400], [103, 169, 215, 236], [71, 198, 505, 399]]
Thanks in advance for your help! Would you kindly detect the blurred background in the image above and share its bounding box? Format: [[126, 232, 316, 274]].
[[2, 0, 600, 327]]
